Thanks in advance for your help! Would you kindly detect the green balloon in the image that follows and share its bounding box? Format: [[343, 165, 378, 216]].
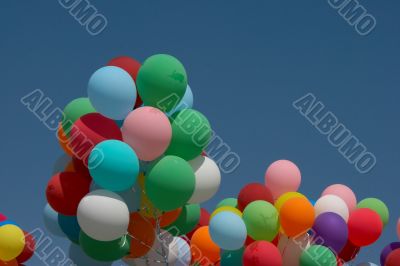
[[146, 155, 195, 211], [300, 245, 336, 266], [62, 98, 96, 136], [242, 200, 279, 241], [165, 204, 200, 235], [221, 248, 244, 266], [357, 198, 389, 226], [216, 198, 238, 209], [136, 54, 187, 112], [165, 109, 212, 160], [79, 232, 130, 262]]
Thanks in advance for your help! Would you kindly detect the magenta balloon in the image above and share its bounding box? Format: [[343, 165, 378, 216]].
[[380, 242, 400, 266], [264, 160, 301, 199], [322, 184, 357, 212]]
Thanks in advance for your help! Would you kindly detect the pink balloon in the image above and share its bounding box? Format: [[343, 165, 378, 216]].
[[264, 160, 301, 199], [122, 106, 172, 161], [321, 184, 357, 212]]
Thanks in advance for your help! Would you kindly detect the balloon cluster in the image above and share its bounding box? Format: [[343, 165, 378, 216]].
[[0, 213, 36, 265], [44, 55, 221, 265], [190, 159, 391, 266]]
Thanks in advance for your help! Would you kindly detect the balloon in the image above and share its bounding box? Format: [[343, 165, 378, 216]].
[[122, 106, 172, 161], [58, 214, 80, 244], [242, 200, 279, 241], [69, 113, 122, 160], [88, 66, 137, 120], [15, 231, 35, 264], [280, 197, 314, 237], [274, 192, 306, 213], [216, 198, 238, 209], [264, 159, 301, 199], [188, 156, 221, 204], [126, 212, 156, 258], [145, 156, 195, 211], [136, 54, 187, 112], [57, 123, 73, 155], [220, 248, 243, 266], [46, 172, 91, 215], [300, 245, 337, 266], [68, 243, 112, 266], [89, 140, 139, 191], [347, 208, 383, 247], [357, 198, 389, 226], [211, 206, 242, 219], [61, 97, 96, 136], [380, 242, 400, 266], [0, 225, 25, 261], [237, 183, 273, 211], [243, 241, 282, 266], [172, 237, 191, 266], [339, 240, 360, 262], [186, 208, 210, 239], [314, 195, 349, 222], [190, 226, 220, 265], [79, 232, 130, 262], [321, 184, 357, 212], [209, 212, 247, 250], [278, 234, 311, 266], [166, 204, 200, 236], [72, 156, 91, 177], [168, 85, 194, 115], [158, 208, 182, 228], [386, 249, 400, 266], [43, 204, 64, 237], [312, 212, 348, 253], [165, 109, 212, 161], [77, 190, 130, 241]]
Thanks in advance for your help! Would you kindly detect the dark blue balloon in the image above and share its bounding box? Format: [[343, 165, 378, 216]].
[[58, 214, 81, 244]]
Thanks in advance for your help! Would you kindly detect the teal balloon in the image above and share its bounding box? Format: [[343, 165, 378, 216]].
[[89, 140, 139, 192], [69, 243, 112, 266], [221, 248, 244, 266], [58, 214, 81, 244], [79, 232, 130, 262], [43, 204, 64, 237]]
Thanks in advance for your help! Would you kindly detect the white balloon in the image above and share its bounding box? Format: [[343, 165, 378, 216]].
[[278, 234, 310, 266], [172, 237, 191, 266], [314, 195, 349, 222], [188, 156, 221, 204], [77, 190, 129, 241]]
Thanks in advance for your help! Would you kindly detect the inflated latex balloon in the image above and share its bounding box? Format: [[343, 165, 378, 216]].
[[58, 214, 80, 244], [126, 212, 155, 258], [321, 184, 357, 212], [173, 237, 191, 266], [186, 208, 210, 239], [300, 245, 337, 266], [209, 212, 247, 250], [15, 231, 35, 264], [385, 249, 400, 266], [61, 97, 96, 136], [157, 208, 182, 228], [211, 206, 242, 219], [165, 109, 212, 161], [380, 242, 400, 266], [275, 192, 306, 213], [357, 198, 389, 226], [347, 208, 383, 247], [145, 156, 195, 211], [188, 156, 221, 204], [314, 195, 349, 222], [0, 225, 25, 261], [88, 66, 137, 120], [68, 243, 112, 266], [136, 54, 187, 112], [243, 241, 282, 266], [280, 197, 314, 237], [89, 140, 139, 191], [216, 198, 238, 209], [166, 204, 200, 236], [242, 200, 279, 241], [264, 159, 301, 199], [278, 234, 310, 266], [220, 248, 243, 266], [77, 190, 130, 241], [46, 172, 91, 215], [79, 232, 130, 262], [237, 183, 273, 211], [43, 204, 64, 237], [122, 106, 172, 161], [168, 85, 194, 115], [190, 226, 220, 265]]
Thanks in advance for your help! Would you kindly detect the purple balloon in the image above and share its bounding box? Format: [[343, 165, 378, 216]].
[[312, 212, 348, 253], [380, 242, 400, 265]]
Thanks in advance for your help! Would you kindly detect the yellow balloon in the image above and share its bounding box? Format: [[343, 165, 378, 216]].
[[211, 206, 242, 219], [0, 225, 25, 262], [275, 192, 306, 213]]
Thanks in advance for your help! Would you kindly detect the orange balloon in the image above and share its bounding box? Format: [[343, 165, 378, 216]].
[[126, 212, 156, 258], [279, 197, 315, 237], [159, 208, 182, 228], [0, 260, 18, 266], [190, 226, 220, 265], [57, 123, 73, 156]]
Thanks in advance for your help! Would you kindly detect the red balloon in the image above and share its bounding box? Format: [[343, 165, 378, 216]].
[[237, 183, 273, 211], [0, 213, 6, 222], [107, 56, 143, 108], [72, 156, 91, 179], [187, 208, 210, 239], [339, 240, 360, 262], [348, 208, 383, 247], [386, 249, 400, 266], [243, 241, 282, 266], [16, 231, 36, 263], [69, 113, 122, 162], [46, 172, 91, 215]]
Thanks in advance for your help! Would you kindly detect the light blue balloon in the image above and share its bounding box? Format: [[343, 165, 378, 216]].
[[43, 204, 64, 237], [173, 237, 191, 266], [168, 85, 193, 116], [69, 243, 112, 266], [89, 140, 139, 192], [209, 212, 247, 251], [88, 66, 137, 120]]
